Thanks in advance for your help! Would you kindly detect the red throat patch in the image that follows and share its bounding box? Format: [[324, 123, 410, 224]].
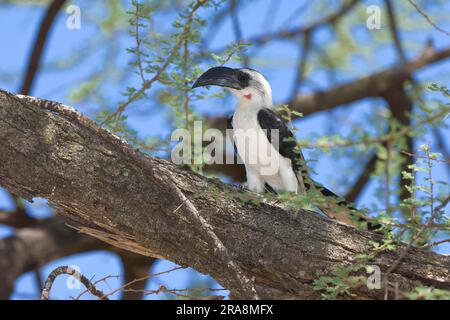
[[244, 93, 252, 100]]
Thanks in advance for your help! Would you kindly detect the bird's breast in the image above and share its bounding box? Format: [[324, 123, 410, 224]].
[[232, 110, 283, 177]]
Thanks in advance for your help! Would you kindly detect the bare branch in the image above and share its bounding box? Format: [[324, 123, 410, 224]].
[[41, 266, 108, 300], [234, 0, 359, 48], [94, 266, 185, 300], [407, 0, 450, 36], [385, 0, 407, 64], [19, 0, 67, 95], [289, 46, 450, 117], [103, 0, 208, 124], [290, 31, 312, 98], [344, 154, 377, 203], [0, 216, 105, 299], [119, 252, 156, 300]]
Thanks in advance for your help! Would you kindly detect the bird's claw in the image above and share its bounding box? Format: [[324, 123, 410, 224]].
[[235, 183, 249, 192]]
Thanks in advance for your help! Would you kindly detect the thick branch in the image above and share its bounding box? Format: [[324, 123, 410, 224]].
[[0, 209, 38, 228], [119, 252, 156, 300], [288, 45, 450, 117], [212, 0, 359, 50], [0, 90, 448, 299]]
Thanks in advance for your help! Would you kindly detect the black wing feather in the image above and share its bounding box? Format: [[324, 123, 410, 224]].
[[226, 114, 233, 130], [227, 114, 238, 156], [257, 108, 343, 199], [257, 108, 302, 172], [257, 109, 380, 230]]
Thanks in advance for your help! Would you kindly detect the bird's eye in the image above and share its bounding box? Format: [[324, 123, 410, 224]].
[[238, 73, 249, 83]]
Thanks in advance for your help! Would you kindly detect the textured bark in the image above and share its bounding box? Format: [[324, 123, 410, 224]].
[[0, 89, 449, 299]]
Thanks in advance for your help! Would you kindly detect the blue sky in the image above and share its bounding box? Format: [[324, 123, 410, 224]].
[[0, 0, 449, 299]]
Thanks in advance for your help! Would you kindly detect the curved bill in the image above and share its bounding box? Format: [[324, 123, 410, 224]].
[[192, 66, 242, 90]]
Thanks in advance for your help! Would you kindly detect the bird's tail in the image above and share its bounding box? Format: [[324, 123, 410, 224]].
[[296, 173, 380, 231]]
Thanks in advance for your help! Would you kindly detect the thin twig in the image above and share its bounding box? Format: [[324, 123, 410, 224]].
[[432, 128, 450, 178], [279, 1, 310, 29], [299, 108, 449, 149], [102, 0, 208, 124], [426, 146, 435, 220], [421, 238, 450, 249], [230, 0, 247, 66], [385, 193, 450, 276], [385, 140, 392, 213], [235, 0, 358, 48], [97, 266, 185, 300], [400, 150, 450, 163], [134, 2, 147, 84], [407, 0, 450, 36], [41, 266, 108, 300], [182, 15, 191, 130], [73, 275, 119, 300], [139, 285, 226, 299]]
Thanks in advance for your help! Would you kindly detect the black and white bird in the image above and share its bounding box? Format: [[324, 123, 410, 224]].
[[193, 66, 374, 229]]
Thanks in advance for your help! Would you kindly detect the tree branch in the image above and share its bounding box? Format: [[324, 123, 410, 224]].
[[0, 216, 105, 299], [0, 209, 38, 228], [118, 252, 155, 300], [406, 0, 450, 36], [288, 45, 450, 117], [344, 154, 377, 203], [227, 0, 359, 48], [41, 266, 108, 300], [0, 90, 449, 299]]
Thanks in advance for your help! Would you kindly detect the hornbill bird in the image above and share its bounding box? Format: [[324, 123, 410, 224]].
[[193, 66, 377, 229]]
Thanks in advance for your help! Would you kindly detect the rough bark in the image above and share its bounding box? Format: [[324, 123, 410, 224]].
[[0, 90, 449, 299]]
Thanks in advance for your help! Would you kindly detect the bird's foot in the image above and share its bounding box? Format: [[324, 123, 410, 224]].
[[235, 183, 250, 193]]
